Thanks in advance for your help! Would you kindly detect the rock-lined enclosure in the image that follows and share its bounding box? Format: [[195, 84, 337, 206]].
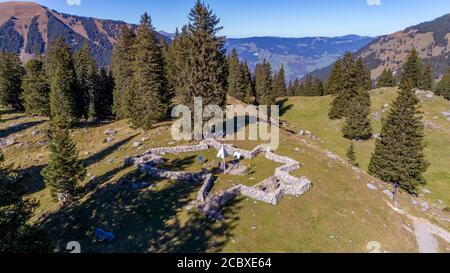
[[131, 139, 312, 219]]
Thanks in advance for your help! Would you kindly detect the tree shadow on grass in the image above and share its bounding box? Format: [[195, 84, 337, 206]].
[[277, 98, 293, 117], [158, 155, 197, 172], [18, 164, 46, 195], [0, 115, 26, 124], [82, 135, 138, 167], [38, 169, 242, 253], [0, 120, 46, 138]]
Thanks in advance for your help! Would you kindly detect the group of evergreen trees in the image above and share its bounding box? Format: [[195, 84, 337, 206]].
[[376, 68, 397, 88], [286, 76, 324, 97], [327, 52, 373, 140], [399, 48, 433, 91], [226, 49, 254, 103], [434, 69, 450, 100]]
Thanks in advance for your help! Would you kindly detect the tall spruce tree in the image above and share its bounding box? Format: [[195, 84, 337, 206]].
[[329, 53, 371, 119], [227, 49, 242, 99], [376, 68, 396, 88], [274, 65, 287, 97], [45, 38, 78, 128], [176, 1, 227, 111], [325, 59, 343, 95], [399, 48, 423, 90], [74, 43, 98, 120], [111, 26, 136, 119], [0, 152, 51, 253], [21, 58, 50, 116], [255, 59, 275, 106], [241, 62, 255, 104], [368, 80, 428, 193], [434, 69, 450, 100], [420, 64, 433, 90], [128, 13, 167, 130], [94, 68, 114, 120], [41, 126, 86, 203], [342, 88, 372, 140], [0, 52, 25, 110]]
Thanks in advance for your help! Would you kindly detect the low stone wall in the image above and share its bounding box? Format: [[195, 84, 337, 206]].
[[140, 164, 205, 181], [240, 185, 283, 205], [197, 174, 215, 203]]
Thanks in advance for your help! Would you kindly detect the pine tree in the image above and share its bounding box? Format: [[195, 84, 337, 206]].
[[399, 48, 423, 90], [45, 38, 79, 128], [368, 80, 428, 193], [255, 59, 274, 106], [0, 52, 25, 110], [301, 75, 324, 96], [274, 65, 287, 97], [41, 126, 86, 203], [434, 69, 450, 100], [346, 142, 358, 167], [176, 1, 227, 111], [21, 57, 50, 116], [74, 43, 98, 120], [128, 13, 167, 130], [329, 53, 370, 119], [325, 59, 343, 95], [342, 88, 372, 140], [241, 62, 255, 104], [419, 64, 433, 90], [94, 68, 114, 120], [227, 48, 241, 99], [111, 26, 136, 119], [376, 68, 396, 88], [0, 151, 51, 253]]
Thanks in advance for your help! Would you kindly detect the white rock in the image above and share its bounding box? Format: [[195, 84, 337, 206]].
[[383, 190, 393, 199], [104, 129, 117, 136], [421, 188, 432, 194], [442, 111, 450, 117], [366, 184, 378, 191], [132, 142, 141, 148]]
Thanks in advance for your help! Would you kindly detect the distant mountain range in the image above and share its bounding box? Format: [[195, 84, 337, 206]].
[[309, 13, 450, 81]]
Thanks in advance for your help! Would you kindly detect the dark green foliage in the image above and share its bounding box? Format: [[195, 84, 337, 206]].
[[254, 59, 275, 106], [0, 152, 51, 253], [399, 48, 423, 90], [300, 75, 324, 96], [227, 49, 242, 99], [346, 142, 358, 167], [21, 58, 50, 116], [376, 68, 396, 88], [329, 53, 371, 119], [273, 65, 287, 97], [111, 26, 136, 119], [128, 13, 167, 130], [342, 88, 372, 140], [175, 1, 227, 110], [0, 51, 25, 110], [434, 69, 450, 100], [420, 64, 433, 90], [241, 62, 255, 104], [325, 59, 343, 95], [369, 80, 428, 194], [46, 38, 79, 128], [74, 43, 97, 119], [94, 68, 114, 120], [41, 126, 86, 202]]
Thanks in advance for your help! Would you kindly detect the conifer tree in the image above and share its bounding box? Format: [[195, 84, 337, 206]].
[[255, 59, 275, 106], [21, 58, 50, 116], [74, 43, 98, 120], [419, 64, 433, 90], [274, 65, 287, 97], [346, 142, 358, 167], [434, 69, 450, 100], [241, 62, 255, 104], [111, 26, 136, 119], [41, 126, 86, 203], [93, 68, 114, 120], [369, 80, 428, 193], [0, 52, 25, 110], [342, 88, 372, 140], [227, 49, 241, 99], [176, 1, 227, 111], [45, 38, 79, 128], [399, 48, 423, 90], [325, 59, 343, 95], [128, 13, 167, 130], [0, 152, 50, 253], [376, 68, 396, 88], [354, 58, 372, 91]]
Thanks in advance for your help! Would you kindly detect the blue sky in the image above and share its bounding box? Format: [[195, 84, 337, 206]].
[[4, 0, 450, 38]]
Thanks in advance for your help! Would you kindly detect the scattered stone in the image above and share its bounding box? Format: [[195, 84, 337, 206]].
[[251, 226, 257, 231], [423, 121, 441, 131], [104, 129, 117, 136], [421, 188, 432, 194], [442, 111, 450, 117], [421, 202, 430, 211], [366, 183, 378, 191], [132, 142, 141, 148], [411, 199, 418, 206], [103, 137, 114, 143], [383, 190, 393, 199], [31, 130, 42, 136], [0, 138, 16, 148], [294, 147, 300, 152], [168, 141, 176, 145], [141, 137, 149, 142]]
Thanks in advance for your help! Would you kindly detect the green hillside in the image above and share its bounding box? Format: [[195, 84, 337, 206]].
[[280, 87, 450, 206]]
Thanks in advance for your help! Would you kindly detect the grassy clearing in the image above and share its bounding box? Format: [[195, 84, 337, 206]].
[[0, 106, 431, 253], [280, 87, 450, 207]]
